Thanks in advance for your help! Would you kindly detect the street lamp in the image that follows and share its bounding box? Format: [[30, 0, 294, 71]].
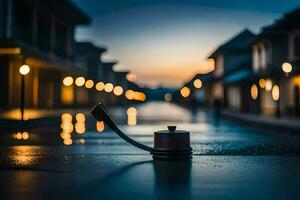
[[19, 64, 30, 121], [282, 62, 293, 75]]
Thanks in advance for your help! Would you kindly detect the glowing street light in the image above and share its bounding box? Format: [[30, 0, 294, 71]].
[[63, 76, 73, 86], [272, 85, 280, 102], [193, 79, 202, 89], [250, 84, 258, 100], [75, 77, 85, 87], [104, 83, 114, 92], [113, 86, 123, 96], [265, 79, 273, 92], [85, 79, 94, 89], [259, 78, 266, 88], [95, 82, 105, 91], [125, 90, 134, 100], [282, 62, 292, 74], [180, 87, 190, 98], [19, 64, 30, 75], [19, 64, 30, 121]]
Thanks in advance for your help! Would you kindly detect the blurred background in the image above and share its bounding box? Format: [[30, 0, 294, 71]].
[[0, 0, 300, 134]]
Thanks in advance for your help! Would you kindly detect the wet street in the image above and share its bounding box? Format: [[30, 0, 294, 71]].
[[1, 102, 300, 199]]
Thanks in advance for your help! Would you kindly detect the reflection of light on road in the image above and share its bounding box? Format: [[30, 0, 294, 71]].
[[63, 138, 73, 145], [127, 107, 137, 126], [22, 132, 29, 140], [79, 138, 86, 144], [14, 132, 29, 140], [8, 146, 40, 166], [75, 113, 85, 134], [96, 121, 105, 132], [60, 113, 73, 145]]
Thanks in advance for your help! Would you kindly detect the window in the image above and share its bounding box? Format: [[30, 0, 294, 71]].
[[214, 54, 224, 76], [252, 42, 269, 71]]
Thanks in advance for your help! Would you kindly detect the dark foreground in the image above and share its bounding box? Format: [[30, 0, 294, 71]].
[[1, 103, 300, 199]]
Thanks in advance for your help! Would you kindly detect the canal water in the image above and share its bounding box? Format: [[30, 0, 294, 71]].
[[1, 102, 300, 199]]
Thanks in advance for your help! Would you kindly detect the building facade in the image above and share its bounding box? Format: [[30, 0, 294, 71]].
[[0, 0, 90, 109]]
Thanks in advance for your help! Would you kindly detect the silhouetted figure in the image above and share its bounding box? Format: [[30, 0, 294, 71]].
[[214, 98, 221, 126]]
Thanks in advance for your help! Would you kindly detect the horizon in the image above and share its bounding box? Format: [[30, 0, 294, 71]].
[[74, 0, 300, 88]]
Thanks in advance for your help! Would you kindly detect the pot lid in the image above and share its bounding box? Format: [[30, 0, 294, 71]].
[[155, 126, 189, 134]]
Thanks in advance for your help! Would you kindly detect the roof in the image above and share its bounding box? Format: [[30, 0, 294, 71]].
[[76, 42, 107, 55], [102, 61, 118, 67], [36, 0, 91, 25], [208, 29, 255, 58], [275, 8, 300, 29]]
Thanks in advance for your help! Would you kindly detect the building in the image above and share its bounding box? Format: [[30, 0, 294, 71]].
[[0, 0, 90, 109], [250, 8, 300, 117], [273, 8, 300, 117], [75, 42, 107, 106], [208, 29, 255, 110]]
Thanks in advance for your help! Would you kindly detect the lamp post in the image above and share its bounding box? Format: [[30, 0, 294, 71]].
[[19, 64, 30, 121], [281, 62, 293, 117]]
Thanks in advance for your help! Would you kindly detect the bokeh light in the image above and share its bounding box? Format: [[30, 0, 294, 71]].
[[75, 77, 85, 87], [85, 80, 94, 89], [63, 76, 73, 86], [113, 86, 123, 96], [251, 84, 258, 100], [104, 83, 114, 92], [259, 78, 266, 88], [265, 79, 273, 92], [282, 62, 292, 73], [272, 85, 280, 101], [125, 90, 134, 100], [19, 64, 30, 75], [164, 93, 172, 102], [96, 121, 105, 132], [193, 79, 202, 89], [96, 82, 105, 91], [180, 87, 190, 98]]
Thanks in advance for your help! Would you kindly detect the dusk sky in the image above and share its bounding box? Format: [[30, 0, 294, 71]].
[[74, 0, 300, 88]]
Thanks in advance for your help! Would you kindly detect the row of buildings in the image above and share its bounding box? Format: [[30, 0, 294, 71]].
[[0, 0, 145, 111], [175, 8, 300, 118]]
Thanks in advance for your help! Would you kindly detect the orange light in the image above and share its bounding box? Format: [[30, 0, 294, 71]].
[[96, 121, 105, 132], [61, 113, 72, 122], [104, 83, 114, 92], [251, 84, 258, 100], [16, 132, 22, 140], [125, 90, 135, 100], [259, 79, 266, 88], [282, 62, 292, 73], [265, 79, 272, 92], [126, 73, 137, 82], [180, 87, 190, 98], [272, 85, 280, 101], [19, 64, 30, 75], [193, 79, 202, 89], [113, 86, 123, 96], [95, 82, 105, 91], [127, 107, 137, 116], [75, 77, 85, 87], [75, 113, 85, 122], [63, 76, 73, 86], [127, 107, 137, 126], [85, 80, 94, 89], [22, 132, 29, 140], [63, 138, 73, 146]]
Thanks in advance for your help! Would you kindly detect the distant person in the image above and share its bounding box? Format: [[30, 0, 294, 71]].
[[213, 98, 222, 126]]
